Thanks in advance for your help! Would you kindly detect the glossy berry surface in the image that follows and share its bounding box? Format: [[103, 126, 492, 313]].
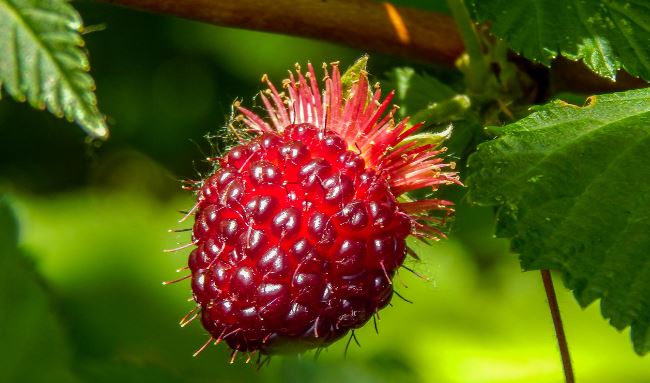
[[177, 62, 458, 358], [189, 124, 410, 353]]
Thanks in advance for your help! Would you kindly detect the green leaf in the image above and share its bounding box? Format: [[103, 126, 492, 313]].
[[0, 0, 108, 138], [384, 67, 478, 160], [384, 67, 457, 117], [466, 88, 650, 354], [0, 194, 79, 382], [340, 54, 368, 94], [410, 94, 471, 126], [470, 0, 650, 81]]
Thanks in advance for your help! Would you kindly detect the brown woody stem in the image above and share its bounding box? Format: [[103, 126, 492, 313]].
[[541, 269, 575, 383], [100, 0, 464, 66], [99, 0, 646, 94]]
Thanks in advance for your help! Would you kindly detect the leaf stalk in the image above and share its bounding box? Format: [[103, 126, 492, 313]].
[[541, 269, 575, 383]]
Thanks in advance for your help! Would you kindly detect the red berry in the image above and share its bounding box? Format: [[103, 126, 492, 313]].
[[190, 124, 408, 353], [175, 62, 460, 357]]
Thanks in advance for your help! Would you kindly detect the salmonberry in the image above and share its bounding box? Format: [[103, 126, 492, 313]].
[[171, 61, 459, 358]]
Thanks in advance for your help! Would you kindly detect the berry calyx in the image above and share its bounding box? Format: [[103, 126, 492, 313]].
[[174, 61, 459, 358]]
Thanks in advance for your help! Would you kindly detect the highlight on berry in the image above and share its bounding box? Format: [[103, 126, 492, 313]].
[[165, 57, 460, 363]]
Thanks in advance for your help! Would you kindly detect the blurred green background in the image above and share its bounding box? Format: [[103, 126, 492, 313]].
[[0, 2, 648, 382]]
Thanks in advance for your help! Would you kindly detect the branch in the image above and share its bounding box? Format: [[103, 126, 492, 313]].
[[100, 0, 464, 66], [100, 0, 646, 94]]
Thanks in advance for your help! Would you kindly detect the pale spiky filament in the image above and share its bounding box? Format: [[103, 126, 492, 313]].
[[179, 305, 201, 327], [193, 336, 214, 357], [237, 62, 460, 227], [163, 240, 198, 253], [399, 199, 455, 214], [162, 274, 191, 285], [229, 349, 239, 364]]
